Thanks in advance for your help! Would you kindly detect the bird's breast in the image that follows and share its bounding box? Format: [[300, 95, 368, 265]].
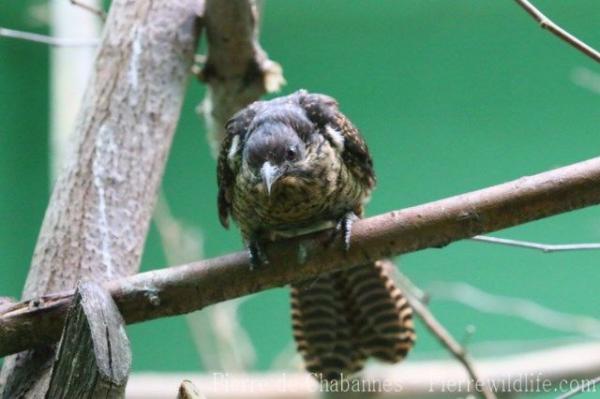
[[232, 158, 368, 239]]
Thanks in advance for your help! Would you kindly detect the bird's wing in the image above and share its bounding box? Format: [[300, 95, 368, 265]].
[[331, 111, 376, 190], [216, 104, 259, 228], [216, 131, 236, 228], [298, 91, 375, 190]]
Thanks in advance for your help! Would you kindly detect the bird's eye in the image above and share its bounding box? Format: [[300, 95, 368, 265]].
[[286, 147, 297, 161]]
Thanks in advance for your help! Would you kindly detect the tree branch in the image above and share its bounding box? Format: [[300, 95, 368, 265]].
[[0, 27, 99, 47], [0, 0, 200, 396], [515, 0, 600, 63], [2, 156, 600, 357], [471, 235, 600, 253], [46, 282, 130, 398], [389, 265, 495, 399], [410, 297, 497, 399], [197, 0, 285, 156], [70, 0, 106, 20]]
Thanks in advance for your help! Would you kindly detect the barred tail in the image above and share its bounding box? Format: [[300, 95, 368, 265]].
[[345, 260, 416, 363], [290, 272, 363, 380], [290, 260, 415, 381]]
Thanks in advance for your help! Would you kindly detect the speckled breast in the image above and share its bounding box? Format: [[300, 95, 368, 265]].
[[231, 139, 369, 239]]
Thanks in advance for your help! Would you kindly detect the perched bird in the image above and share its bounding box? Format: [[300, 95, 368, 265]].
[[216, 90, 415, 380]]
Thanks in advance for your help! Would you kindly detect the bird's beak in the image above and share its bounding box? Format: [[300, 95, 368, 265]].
[[260, 162, 281, 196]]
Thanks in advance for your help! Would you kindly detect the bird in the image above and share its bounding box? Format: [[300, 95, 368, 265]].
[[216, 90, 415, 381]]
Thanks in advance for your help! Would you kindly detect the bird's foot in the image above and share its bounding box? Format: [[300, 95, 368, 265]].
[[248, 239, 269, 270], [335, 211, 359, 251]]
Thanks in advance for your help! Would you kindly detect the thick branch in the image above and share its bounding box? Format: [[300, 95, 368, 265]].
[[0, 0, 200, 397], [2, 156, 600, 357], [198, 0, 285, 156]]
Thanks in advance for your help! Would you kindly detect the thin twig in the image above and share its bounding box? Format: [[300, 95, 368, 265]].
[[429, 281, 600, 338], [389, 265, 495, 399], [70, 0, 106, 20], [557, 376, 600, 399], [515, 0, 600, 63], [0, 27, 98, 47], [409, 296, 496, 399], [471, 235, 600, 253]]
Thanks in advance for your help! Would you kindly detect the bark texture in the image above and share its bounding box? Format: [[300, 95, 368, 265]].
[[198, 0, 285, 156], [2, 156, 600, 358], [0, 0, 199, 397], [45, 282, 131, 399]]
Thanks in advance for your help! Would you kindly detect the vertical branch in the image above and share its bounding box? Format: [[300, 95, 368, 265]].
[[0, 0, 200, 397], [198, 0, 285, 156]]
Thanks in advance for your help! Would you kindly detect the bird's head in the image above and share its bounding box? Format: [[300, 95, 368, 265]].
[[218, 90, 374, 229], [240, 103, 314, 195]]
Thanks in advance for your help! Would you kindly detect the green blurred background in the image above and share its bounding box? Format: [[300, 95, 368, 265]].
[[1, 1, 600, 397]]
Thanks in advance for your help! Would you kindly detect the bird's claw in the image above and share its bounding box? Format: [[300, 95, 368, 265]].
[[336, 212, 358, 251], [248, 240, 269, 270]]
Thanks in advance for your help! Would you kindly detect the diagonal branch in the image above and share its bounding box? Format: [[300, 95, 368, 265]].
[[2, 156, 600, 357], [409, 297, 496, 399], [0, 0, 201, 396], [515, 0, 600, 63], [388, 263, 496, 399], [70, 0, 106, 20]]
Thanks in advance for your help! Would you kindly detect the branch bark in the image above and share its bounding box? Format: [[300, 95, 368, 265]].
[[197, 0, 285, 156], [0, 0, 199, 397], [2, 156, 600, 357], [46, 282, 131, 399]]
